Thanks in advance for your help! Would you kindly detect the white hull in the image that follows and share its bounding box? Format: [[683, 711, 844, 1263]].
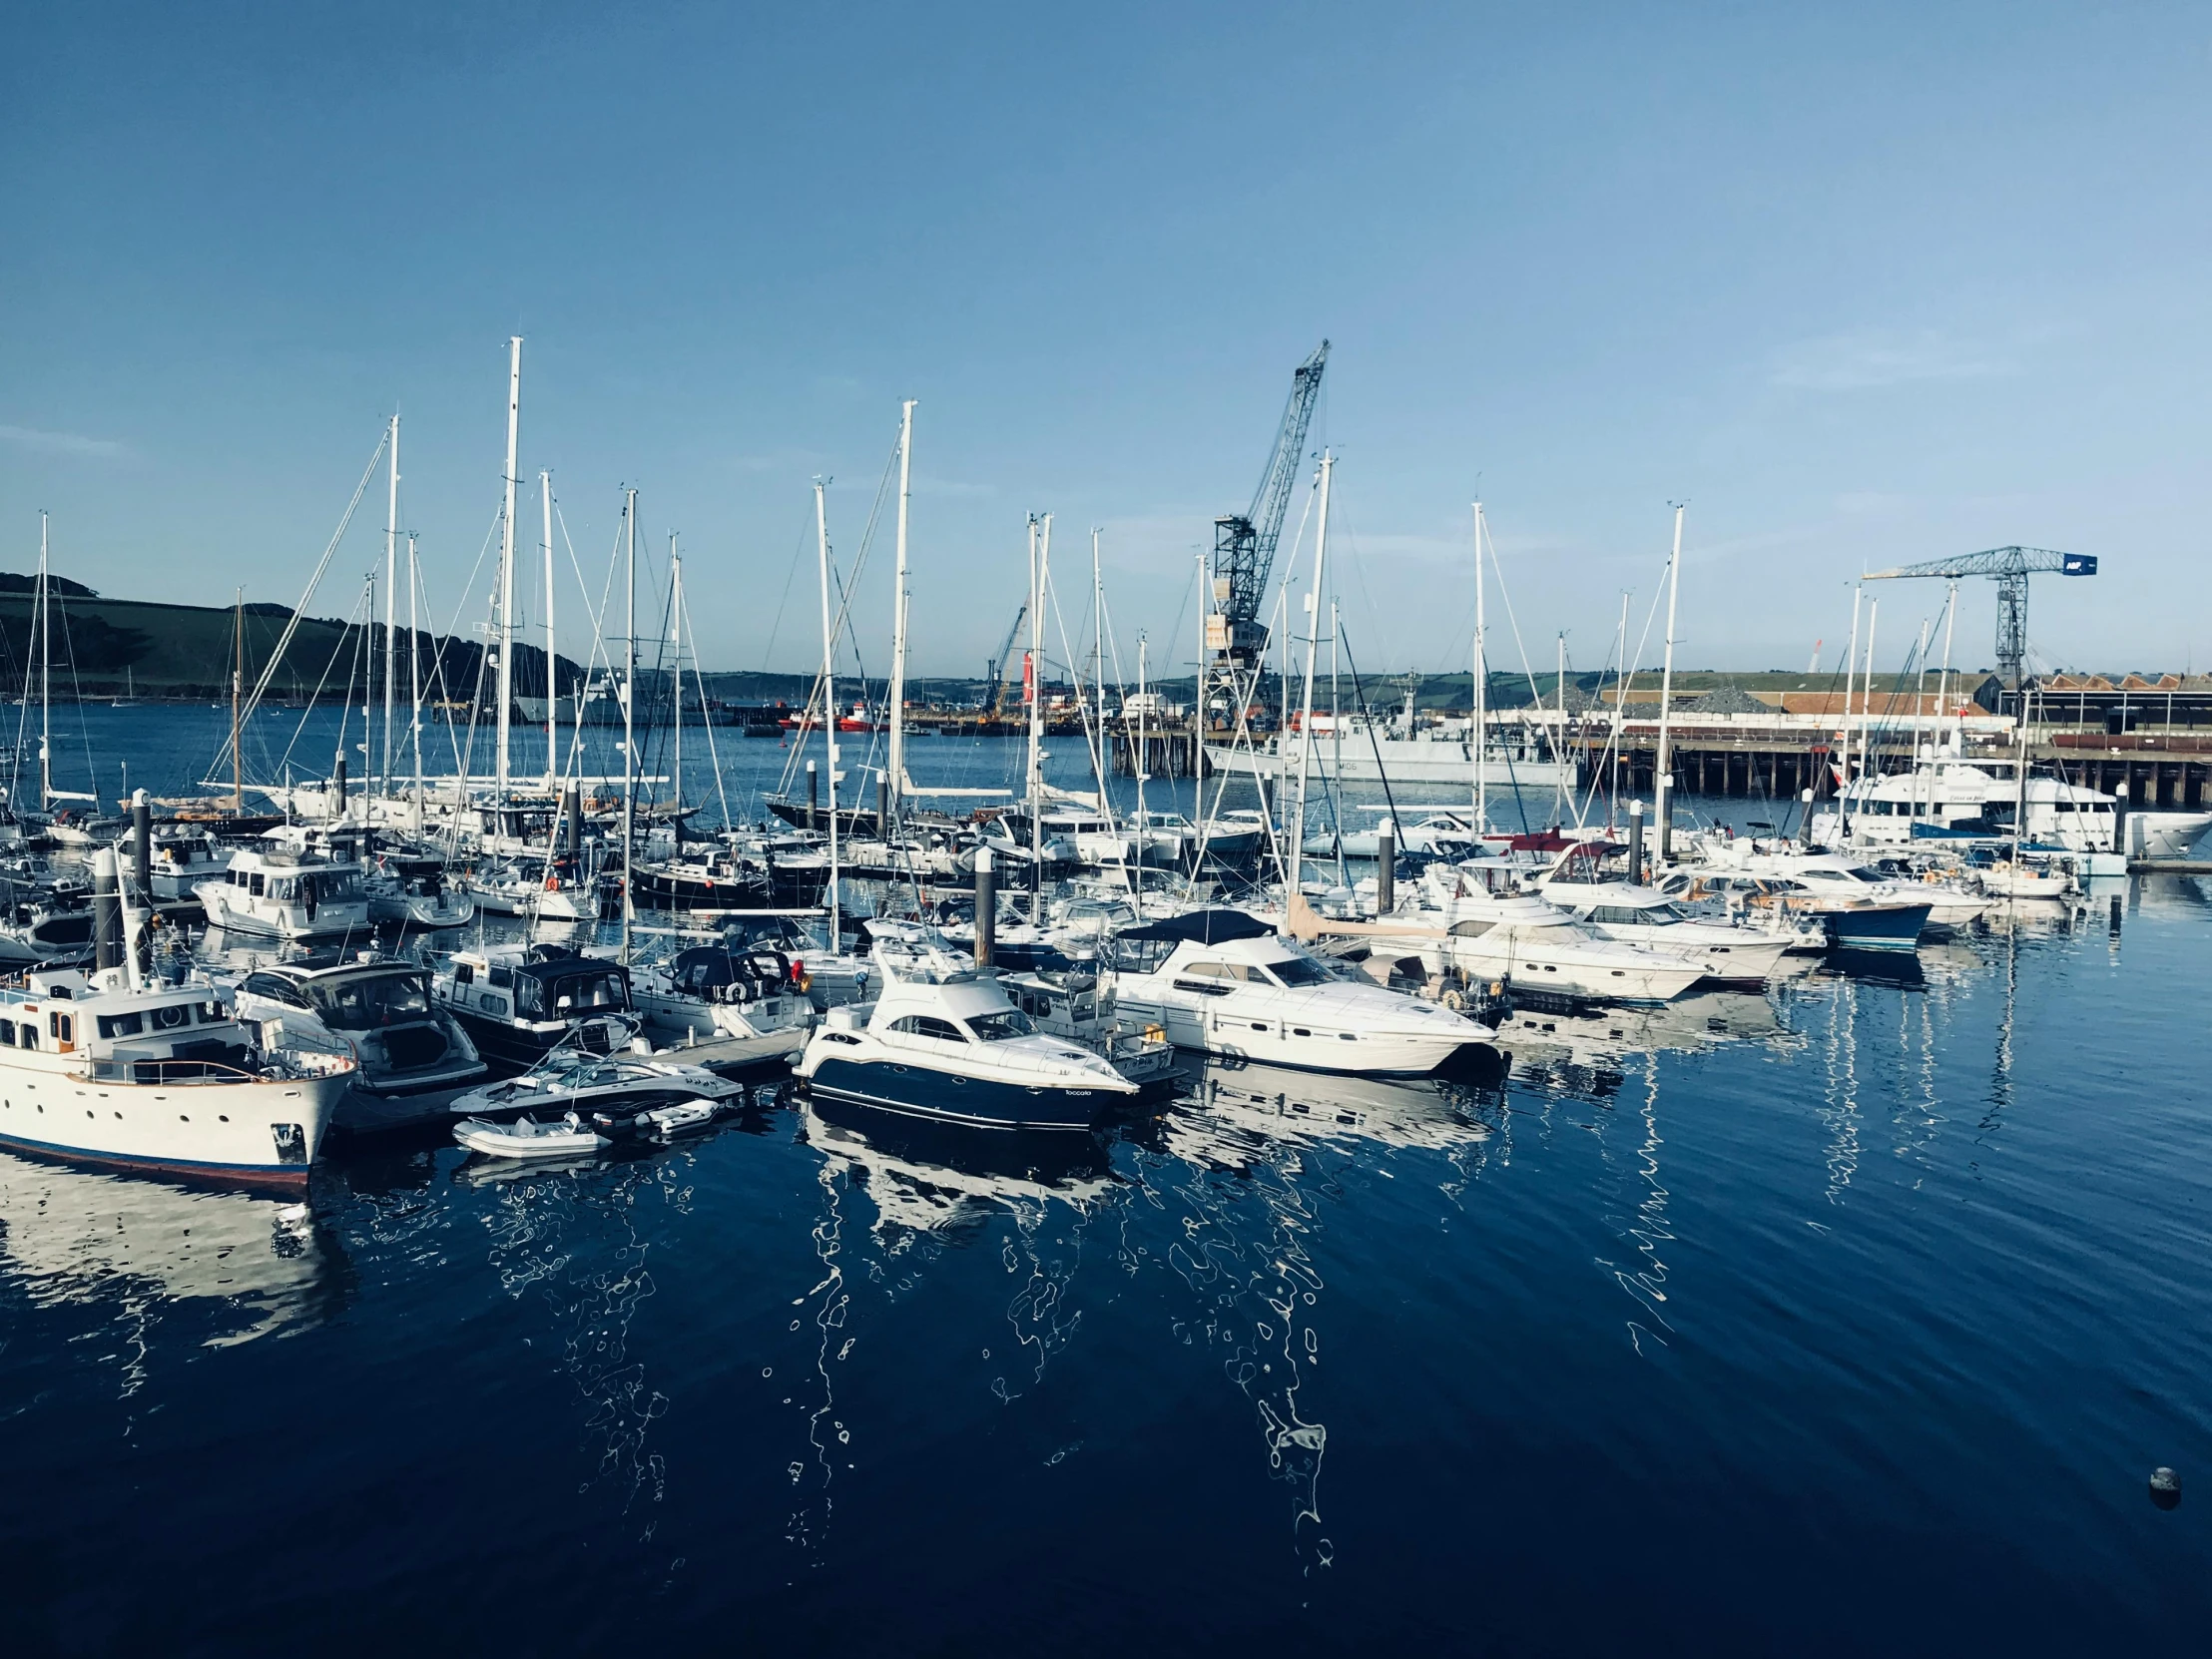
[[1207, 742, 1572, 788], [0, 1058, 350, 1186], [195, 883, 373, 940]]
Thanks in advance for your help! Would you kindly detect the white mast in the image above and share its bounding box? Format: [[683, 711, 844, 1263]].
[[1027, 514, 1051, 910], [541, 470, 556, 792], [887, 398, 914, 829], [495, 335, 522, 813], [815, 480, 841, 947], [408, 534, 424, 817], [1471, 501, 1487, 831], [1134, 632, 1149, 920], [1936, 578, 1958, 748], [383, 412, 399, 794], [1608, 590, 1630, 830], [621, 488, 637, 960], [1857, 598, 1879, 804], [1290, 453, 1333, 895], [1841, 583, 1863, 828], [1655, 504, 1683, 863], [38, 512, 50, 814], [670, 536, 683, 811]]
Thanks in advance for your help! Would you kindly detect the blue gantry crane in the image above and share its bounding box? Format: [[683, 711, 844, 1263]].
[[1865, 545, 2098, 688], [1209, 341, 1330, 668]]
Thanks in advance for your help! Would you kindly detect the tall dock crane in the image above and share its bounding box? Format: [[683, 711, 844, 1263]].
[[1865, 545, 2098, 688], [1208, 341, 1330, 668], [983, 600, 1028, 719]]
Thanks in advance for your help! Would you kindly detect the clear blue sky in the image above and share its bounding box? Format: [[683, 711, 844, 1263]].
[[4, 3, 2206, 683]]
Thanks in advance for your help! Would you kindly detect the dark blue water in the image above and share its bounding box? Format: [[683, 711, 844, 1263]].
[[3, 710, 2208, 1656]]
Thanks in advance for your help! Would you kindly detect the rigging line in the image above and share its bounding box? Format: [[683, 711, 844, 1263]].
[[50, 585, 98, 801], [1335, 627, 1407, 873], [758, 503, 816, 677], [1047, 577, 1114, 827], [274, 584, 372, 783], [230, 427, 389, 748], [675, 577, 734, 830]]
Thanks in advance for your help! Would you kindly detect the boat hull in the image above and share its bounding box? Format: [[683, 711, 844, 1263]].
[[801, 1054, 1108, 1131], [1821, 903, 1931, 951], [0, 1066, 349, 1188]]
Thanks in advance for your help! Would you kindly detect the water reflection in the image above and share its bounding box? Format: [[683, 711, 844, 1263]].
[[0, 1150, 341, 1377]]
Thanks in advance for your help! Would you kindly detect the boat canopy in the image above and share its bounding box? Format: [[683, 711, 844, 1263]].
[[1116, 908, 1277, 946]]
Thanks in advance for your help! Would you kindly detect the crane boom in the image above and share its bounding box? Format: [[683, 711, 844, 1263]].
[[1209, 340, 1330, 665], [984, 600, 1028, 719], [1865, 545, 2098, 688]]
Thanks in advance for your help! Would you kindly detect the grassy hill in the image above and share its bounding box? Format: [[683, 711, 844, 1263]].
[[0, 582, 590, 703]]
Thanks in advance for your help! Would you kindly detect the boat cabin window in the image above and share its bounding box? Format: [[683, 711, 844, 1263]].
[[150, 1002, 194, 1031], [49, 1012, 71, 1043], [453, 963, 475, 985], [488, 965, 514, 989], [18, 1022, 36, 1049], [1261, 956, 1331, 987], [529, 971, 626, 1018], [97, 1011, 145, 1039], [314, 973, 431, 1030], [965, 1009, 1036, 1041], [887, 1014, 967, 1042], [250, 872, 267, 896], [242, 972, 311, 1008], [1591, 904, 1673, 926], [1449, 919, 1494, 938]]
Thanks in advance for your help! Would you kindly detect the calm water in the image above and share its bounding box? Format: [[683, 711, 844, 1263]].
[[2, 709, 2209, 1655]]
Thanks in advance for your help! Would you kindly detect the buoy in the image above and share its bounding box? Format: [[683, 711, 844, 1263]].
[[2150, 1467, 2181, 1510]]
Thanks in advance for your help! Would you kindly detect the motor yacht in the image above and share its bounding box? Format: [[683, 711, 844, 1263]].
[[430, 943, 636, 1074], [0, 963, 355, 1187], [227, 955, 487, 1130], [626, 937, 816, 1065], [795, 924, 1138, 1130], [1662, 850, 1934, 950], [195, 844, 371, 940], [446, 1033, 746, 1123], [1108, 910, 1494, 1073]]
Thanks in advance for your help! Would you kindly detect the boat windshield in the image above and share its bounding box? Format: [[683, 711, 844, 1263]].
[[1263, 956, 1332, 987], [966, 1008, 1037, 1041], [1846, 867, 1888, 883], [312, 972, 431, 1029]]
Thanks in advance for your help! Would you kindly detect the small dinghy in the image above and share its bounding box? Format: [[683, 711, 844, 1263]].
[[593, 1097, 725, 1141], [452, 1112, 611, 1159]]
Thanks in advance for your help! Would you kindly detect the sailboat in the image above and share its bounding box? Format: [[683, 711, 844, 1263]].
[[110, 668, 142, 709]]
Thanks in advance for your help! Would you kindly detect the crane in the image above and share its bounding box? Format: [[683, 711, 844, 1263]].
[[1864, 545, 2098, 689], [983, 599, 1028, 720], [1209, 340, 1330, 667]]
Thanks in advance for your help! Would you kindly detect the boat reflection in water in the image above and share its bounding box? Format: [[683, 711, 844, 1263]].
[[1174, 1051, 1507, 1157], [802, 1094, 1118, 1240], [0, 1149, 340, 1362], [1493, 988, 1796, 1094]]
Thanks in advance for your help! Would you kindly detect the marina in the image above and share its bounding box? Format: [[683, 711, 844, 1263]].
[[8, 8, 2209, 1651]]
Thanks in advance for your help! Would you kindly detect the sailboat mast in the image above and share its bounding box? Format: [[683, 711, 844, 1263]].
[[1841, 584, 1863, 833], [383, 412, 399, 794], [1471, 502, 1486, 831], [231, 586, 244, 811], [408, 536, 424, 816], [38, 513, 50, 814], [1655, 504, 1683, 863], [541, 471, 556, 791], [1856, 598, 1879, 803], [1936, 578, 1958, 747], [1134, 633, 1149, 921], [1027, 514, 1051, 912], [495, 335, 522, 814], [670, 538, 683, 812], [815, 480, 840, 946], [1290, 453, 1333, 896], [887, 398, 913, 831], [621, 488, 638, 960]]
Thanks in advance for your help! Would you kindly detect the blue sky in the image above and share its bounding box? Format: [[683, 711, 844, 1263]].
[[3, 3, 2207, 682]]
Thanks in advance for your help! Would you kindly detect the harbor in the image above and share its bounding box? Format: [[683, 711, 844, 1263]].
[[9, 7, 2211, 1654]]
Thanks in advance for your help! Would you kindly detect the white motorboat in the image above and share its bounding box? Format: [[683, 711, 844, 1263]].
[[195, 844, 371, 940], [447, 1038, 744, 1122], [452, 1112, 610, 1159], [0, 963, 355, 1187], [626, 937, 816, 1065], [463, 860, 596, 921], [1000, 962, 1179, 1084], [1662, 848, 1935, 950], [1536, 882, 1794, 985], [1108, 909, 1494, 1073], [228, 955, 487, 1130], [1369, 876, 1711, 1003], [431, 943, 636, 1074], [795, 924, 1138, 1130], [365, 850, 475, 929]]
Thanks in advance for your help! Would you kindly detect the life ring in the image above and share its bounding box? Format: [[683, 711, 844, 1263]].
[[1440, 987, 1467, 1011]]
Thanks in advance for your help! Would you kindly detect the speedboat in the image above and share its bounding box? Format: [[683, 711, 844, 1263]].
[[452, 1112, 610, 1159], [227, 954, 487, 1130], [1660, 850, 1933, 951], [1532, 882, 1793, 986], [795, 924, 1139, 1130], [1383, 873, 1712, 1003], [446, 1036, 746, 1122], [1108, 908, 1496, 1073], [0, 963, 355, 1187]]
